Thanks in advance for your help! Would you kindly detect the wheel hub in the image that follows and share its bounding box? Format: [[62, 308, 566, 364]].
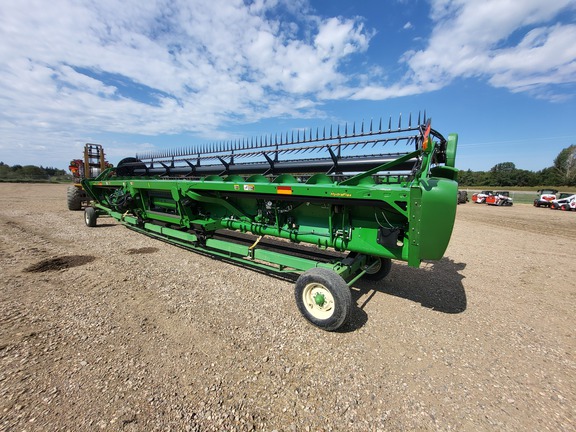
[[302, 282, 335, 320], [313, 292, 326, 307]]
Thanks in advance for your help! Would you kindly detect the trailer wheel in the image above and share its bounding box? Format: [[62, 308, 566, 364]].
[[295, 268, 351, 331], [363, 257, 392, 281], [67, 185, 84, 211], [84, 207, 97, 227]]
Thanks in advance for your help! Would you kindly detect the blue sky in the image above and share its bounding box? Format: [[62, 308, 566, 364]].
[[0, 0, 575, 172]]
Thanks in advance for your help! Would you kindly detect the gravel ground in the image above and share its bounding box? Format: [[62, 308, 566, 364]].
[[0, 183, 574, 431]]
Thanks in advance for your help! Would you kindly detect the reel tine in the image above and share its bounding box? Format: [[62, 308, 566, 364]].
[[144, 111, 431, 173]]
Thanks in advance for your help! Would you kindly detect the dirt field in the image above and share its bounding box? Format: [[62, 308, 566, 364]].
[[1, 183, 574, 431]]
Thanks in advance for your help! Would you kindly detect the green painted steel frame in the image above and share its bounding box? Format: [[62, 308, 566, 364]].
[[95, 204, 369, 284], [83, 132, 459, 281]]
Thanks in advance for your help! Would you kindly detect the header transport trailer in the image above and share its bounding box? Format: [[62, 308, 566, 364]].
[[82, 113, 459, 331]]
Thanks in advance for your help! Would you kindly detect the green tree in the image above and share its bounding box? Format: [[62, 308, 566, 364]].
[[20, 165, 49, 180], [553, 144, 576, 186], [489, 162, 516, 186]]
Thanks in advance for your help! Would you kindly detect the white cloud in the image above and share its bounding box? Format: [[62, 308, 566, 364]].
[[353, 0, 576, 100], [0, 0, 574, 169], [0, 0, 374, 167]]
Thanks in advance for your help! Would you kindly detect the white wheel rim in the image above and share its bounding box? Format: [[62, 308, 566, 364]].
[[302, 282, 335, 320]]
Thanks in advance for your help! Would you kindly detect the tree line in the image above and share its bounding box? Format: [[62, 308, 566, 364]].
[[1, 144, 575, 186], [0, 162, 69, 182], [458, 144, 576, 187]]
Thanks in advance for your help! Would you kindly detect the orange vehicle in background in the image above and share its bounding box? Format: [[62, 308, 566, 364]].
[[68, 144, 111, 210], [471, 190, 493, 204], [486, 191, 513, 206]]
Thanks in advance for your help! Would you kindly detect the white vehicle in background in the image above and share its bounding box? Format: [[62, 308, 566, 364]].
[[533, 189, 558, 207], [486, 191, 513, 206], [549, 193, 576, 211], [472, 190, 493, 204]]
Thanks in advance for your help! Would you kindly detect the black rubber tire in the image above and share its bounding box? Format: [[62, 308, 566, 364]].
[[116, 157, 146, 177], [67, 185, 85, 211], [363, 257, 392, 281], [84, 207, 97, 227], [294, 268, 352, 331]]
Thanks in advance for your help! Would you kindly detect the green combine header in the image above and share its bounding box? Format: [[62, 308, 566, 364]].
[[82, 113, 458, 330]]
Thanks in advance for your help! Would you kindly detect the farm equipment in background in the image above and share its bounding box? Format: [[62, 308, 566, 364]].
[[549, 193, 576, 211], [486, 191, 513, 206], [81, 113, 459, 331], [67, 144, 111, 210], [533, 189, 558, 208], [472, 190, 493, 204], [457, 190, 468, 204]]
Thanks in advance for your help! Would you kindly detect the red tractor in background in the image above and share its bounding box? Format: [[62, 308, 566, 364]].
[[68, 143, 111, 210]]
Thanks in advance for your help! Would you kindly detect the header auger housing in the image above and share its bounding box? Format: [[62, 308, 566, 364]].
[[82, 113, 459, 331]]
